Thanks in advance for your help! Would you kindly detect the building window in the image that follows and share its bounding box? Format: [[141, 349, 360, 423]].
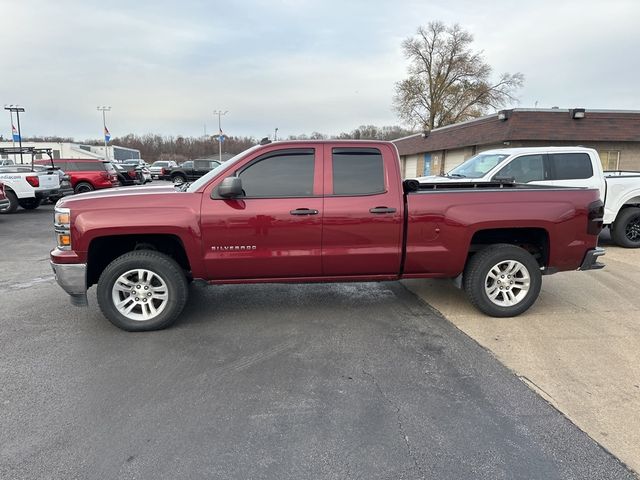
[[599, 150, 620, 171]]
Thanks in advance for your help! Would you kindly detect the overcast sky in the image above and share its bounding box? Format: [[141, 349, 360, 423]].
[[1, 0, 638, 141]]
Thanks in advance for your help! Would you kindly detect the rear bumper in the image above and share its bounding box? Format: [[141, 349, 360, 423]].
[[35, 189, 59, 199], [50, 261, 88, 306], [579, 247, 606, 270]]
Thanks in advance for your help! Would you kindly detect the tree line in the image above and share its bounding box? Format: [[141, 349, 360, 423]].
[[8, 124, 415, 162]]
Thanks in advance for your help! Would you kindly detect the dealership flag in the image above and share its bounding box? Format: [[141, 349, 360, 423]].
[[218, 128, 225, 143], [104, 126, 111, 142], [12, 124, 20, 142]]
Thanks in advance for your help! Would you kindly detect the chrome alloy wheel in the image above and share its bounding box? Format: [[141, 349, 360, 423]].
[[484, 260, 531, 307], [111, 269, 169, 321]]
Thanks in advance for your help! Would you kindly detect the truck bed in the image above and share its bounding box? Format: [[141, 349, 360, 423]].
[[403, 185, 601, 278]]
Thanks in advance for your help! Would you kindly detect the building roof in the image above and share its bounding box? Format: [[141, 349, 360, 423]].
[[392, 109, 640, 156]]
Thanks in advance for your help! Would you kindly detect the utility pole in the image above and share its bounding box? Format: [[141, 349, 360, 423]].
[[4, 105, 25, 164], [5, 108, 15, 162], [274, 127, 278, 141], [213, 110, 228, 163], [97, 106, 111, 161]]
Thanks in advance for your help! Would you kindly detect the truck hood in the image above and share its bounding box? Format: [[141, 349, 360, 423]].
[[58, 185, 177, 207]]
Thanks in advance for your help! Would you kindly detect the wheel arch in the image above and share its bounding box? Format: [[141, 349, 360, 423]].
[[467, 227, 550, 269], [87, 234, 192, 287]]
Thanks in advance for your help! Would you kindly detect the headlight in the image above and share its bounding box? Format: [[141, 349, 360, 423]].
[[54, 207, 71, 250], [54, 208, 70, 226]]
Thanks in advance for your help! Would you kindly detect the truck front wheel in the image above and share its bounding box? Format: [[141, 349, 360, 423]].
[[97, 250, 189, 331], [611, 207, 640, 248], [463, 244, 542, 317]]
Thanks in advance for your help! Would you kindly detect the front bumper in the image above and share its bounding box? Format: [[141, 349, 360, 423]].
[[50, 261, 88, 306], [579, 247, 606, 270]]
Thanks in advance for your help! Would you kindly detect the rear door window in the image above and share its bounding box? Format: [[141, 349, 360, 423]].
[[549, 153, 593, 180], [495, 155, 546, 183], [331, 148, 385, 195]]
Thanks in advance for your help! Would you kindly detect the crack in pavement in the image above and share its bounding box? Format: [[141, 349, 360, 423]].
[[362, 363, 425, 478]]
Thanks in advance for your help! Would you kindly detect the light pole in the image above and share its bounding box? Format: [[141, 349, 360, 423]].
[[213, 110, 228, 163], [4, 105, 25, 164], [274, 127, 278, 141], [97, 106, 111, 161]]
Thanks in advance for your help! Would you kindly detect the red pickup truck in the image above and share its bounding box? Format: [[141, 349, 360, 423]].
[[50, 141, 605, 331]]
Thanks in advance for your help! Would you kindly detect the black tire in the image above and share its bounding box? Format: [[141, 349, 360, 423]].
[[75, 182, 94, 194], [611, 207, 640, 248], [172, 174, 186, 185], [97, 250, 189, 331], [18, 198, 42, 210], [0, 190, 19, 214], [463, 244, 542, 317]]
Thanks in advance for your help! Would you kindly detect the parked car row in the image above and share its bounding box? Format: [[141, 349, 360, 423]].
[[0, 156, 155, 214], [148, 159, 221, 184]]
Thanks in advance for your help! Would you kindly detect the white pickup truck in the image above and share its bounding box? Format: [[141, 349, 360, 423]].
[[415, 146, 640, 247], [0, 147, 63, 213]]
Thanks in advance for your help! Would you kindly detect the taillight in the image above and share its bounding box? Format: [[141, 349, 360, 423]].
[[26, 176, 40, 187], [161, 168, 166, 175], [128, 170, 137, 179], [587, 200, 604, 235]]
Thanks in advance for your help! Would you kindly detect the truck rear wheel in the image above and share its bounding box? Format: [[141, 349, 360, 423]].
[[0, 190, 18, 214], [75, 182, 94, 194], [463, 244, 542, 317], [18, 198, 42, 210], [97, 250, 189, 331], [611, 207, 640, 248]]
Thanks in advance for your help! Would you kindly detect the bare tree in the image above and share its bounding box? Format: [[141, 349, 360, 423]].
[[394, 22, 524, 130]]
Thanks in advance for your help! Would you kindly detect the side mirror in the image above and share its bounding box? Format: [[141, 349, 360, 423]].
[[218, 177, 243, 198]]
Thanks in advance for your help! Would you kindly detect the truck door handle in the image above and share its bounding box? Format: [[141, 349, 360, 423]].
[[290, 208, 319, 215], [369, 207, 397, 214]]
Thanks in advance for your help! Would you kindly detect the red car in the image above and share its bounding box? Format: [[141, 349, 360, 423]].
[[36, 159, 118, 193]]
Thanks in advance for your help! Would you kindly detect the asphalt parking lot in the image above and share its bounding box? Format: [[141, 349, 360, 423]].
[[0, 202, 635, 479], [404, 231, 640, 474]]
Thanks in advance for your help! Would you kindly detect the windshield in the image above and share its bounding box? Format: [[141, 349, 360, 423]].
[[447, 153, 510, 179], [187, 145, 263, 192], [152, 161, 169, 167]]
